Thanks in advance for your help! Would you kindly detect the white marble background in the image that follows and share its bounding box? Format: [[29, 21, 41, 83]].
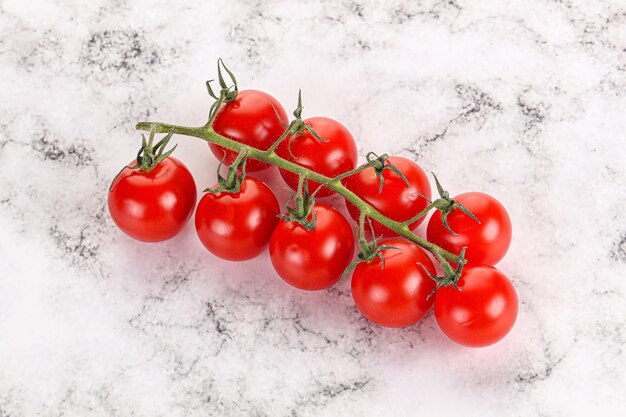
[[1, 0, 625, 416]]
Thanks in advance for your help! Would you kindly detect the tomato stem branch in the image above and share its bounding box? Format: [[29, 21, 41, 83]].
[[403, 201, 437, 226], [134, 120, 462, 263], [357, 211, 369, 255], [333, 162, 376, 182]]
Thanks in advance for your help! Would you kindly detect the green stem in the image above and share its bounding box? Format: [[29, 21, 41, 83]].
[[266, 121, 299, 155], [333, 162, 376, 182], [403, 201, 437, 226], [357, 211, 369, 255], [135, 121, 462, 263], [295, 174, 307, 217]]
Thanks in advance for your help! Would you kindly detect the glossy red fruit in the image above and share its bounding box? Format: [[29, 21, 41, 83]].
[[195, 177, 280, 261], [269, 204, 355, 290], [344, 156, 431, 237], [108, 157, 197, 242], [211, 90, 288, 171], [434, 264, 518, 347], [351, 239, 437, 327], [427, 192, 512, 265], [276, 117, 358, 197]]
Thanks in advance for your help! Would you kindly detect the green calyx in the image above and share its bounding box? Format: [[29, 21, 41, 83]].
[[341, 212, 401, 281], [365, 152, 410, 193], [419, 247, 467, 299], [279, 174, 318, 231], [206, 58, 239, 124], [205, 149, 248, 194], [108, 127, 177, 191], [271, 90, 329, 161], [135, 129, 177, 172], [400, 173, 480, 233], [431, 174, 480, 235], [291, 90, 327, 142]]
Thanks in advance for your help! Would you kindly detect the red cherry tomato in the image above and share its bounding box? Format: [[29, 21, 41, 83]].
[[276, 117, 358, 197], [351, 239, 437, 327], [427, 192, 512, 265], [269, 204, 355, 290], [195, 177, 280, 261], [344, 156, 432, 237], [108, 157, 197, 242], [434, 264, 518, 347], [211, 90, 288, 171]]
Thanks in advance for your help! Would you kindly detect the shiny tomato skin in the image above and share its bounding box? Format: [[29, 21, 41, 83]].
[[108, 157, 197, 243], [434, 264, 518, 347], [195, 177, 280, 261], [269, 204, 355, 291], [211, 90, 288, 171], [276, 117, 358, 197], [351, 239, 437, 328], [344, 156, 431, 237], [427, 192, 512, 265]]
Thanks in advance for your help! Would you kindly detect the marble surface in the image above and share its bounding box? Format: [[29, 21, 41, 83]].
[[1, 0, 625, 415]]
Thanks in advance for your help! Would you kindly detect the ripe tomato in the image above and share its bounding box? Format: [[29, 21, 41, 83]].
[[344, 156, 431, 237], [269, 204, 355, 290], [351, 239, 436, 327], [434, 264, 518, 347], [427, 192, 512, 265], [108, 157, 197, 242], [195, 177, 279, 261], [275, 117, 358, 197], [211, 89, 288, 171]]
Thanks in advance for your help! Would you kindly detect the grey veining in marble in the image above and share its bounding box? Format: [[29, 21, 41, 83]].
[[1, 0, 625, 416]]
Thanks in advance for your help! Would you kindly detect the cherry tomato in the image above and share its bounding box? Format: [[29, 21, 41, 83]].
[[276, 117, 358, 197], [434, 264, 518, 347], [269, 204, 355, 290], [351, 239, 436, 327], [211, 90, 288, 171], [427, 192, 512, 265], [195, 177, 279, 261], [344, 156, 431, 237], [108, 157, 197, 242]]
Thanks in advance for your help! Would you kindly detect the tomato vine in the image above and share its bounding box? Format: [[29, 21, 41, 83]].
[[107, 59, 520, 346]]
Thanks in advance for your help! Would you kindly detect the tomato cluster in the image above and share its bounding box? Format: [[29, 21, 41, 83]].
[[109, 85, 518, 348]]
